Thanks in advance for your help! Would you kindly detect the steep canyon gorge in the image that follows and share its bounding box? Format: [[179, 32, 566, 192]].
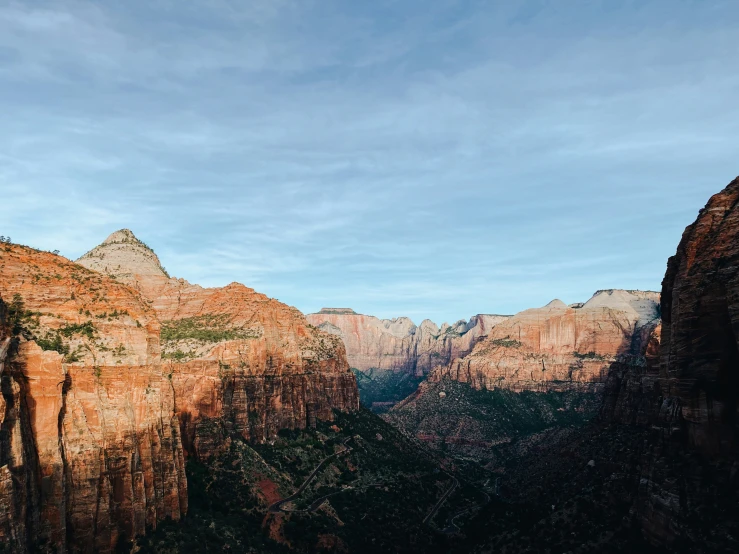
[[0, 232, 357, 552], [1, 177, 738, 552]]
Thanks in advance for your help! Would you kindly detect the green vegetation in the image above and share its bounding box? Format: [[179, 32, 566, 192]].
[[4, 294, 88, 362], [134, 407, 462, 554], [352, 368, 424, 413], [161, 314, 261, 343], [59, 321, 96, 340], [491, 337, 523, 348], [385, 379, 600, 464], [6, 293, 37, 337], [35, 333, 69, 357], [162, 349, 190, 361], [572, 351, 608, 361]]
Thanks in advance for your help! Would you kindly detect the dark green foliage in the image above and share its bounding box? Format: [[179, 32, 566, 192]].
[[162, 349, 189, 361], [161, 314, 260, 344], [573, 351, 607, 360], [7, 293, 32, 336], [491, 337, 523, 348], [59, 321, 96, 339], [5, 294, 93, 361], [136, 408, 462, 553], [352, 367, 423, 413], [385, 379, 600, 466], [35, 333, 69, 357]]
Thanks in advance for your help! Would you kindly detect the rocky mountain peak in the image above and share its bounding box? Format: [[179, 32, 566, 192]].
[[76, 228, 169, 280], [582, 289, 660, 327]]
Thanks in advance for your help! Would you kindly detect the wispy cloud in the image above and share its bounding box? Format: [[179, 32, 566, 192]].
[[1, 0, 737, 323]]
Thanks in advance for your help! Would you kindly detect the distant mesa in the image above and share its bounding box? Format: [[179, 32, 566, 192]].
[[318, 308, 358, 315]]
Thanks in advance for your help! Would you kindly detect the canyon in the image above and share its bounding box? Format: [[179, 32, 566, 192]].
[[384, 289, 659, 464], [432, 288, 660, 393], [1, 176, 738, 553], [0, 231, 357, 552], [76, 230, 358, 456], [464, 177, 739, 552], [306, 308, 508, 376]]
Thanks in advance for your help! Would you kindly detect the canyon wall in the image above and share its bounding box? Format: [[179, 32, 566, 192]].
[[306, 308, 508, 376], [659, 177, 739, 456], [599, 177, 739, 548], [77, 230, 358, 459], [0, 243, 187, 553], [433, 290, 660, 393], [0, 229, 358, 552]]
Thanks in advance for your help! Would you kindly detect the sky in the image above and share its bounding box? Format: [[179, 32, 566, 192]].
[[0, 0, 737, 324]]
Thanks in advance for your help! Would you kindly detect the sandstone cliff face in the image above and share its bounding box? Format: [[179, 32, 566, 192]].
[[434, 290, 660, 392], [659, 178, 739, 456], [592, 178, 739, 549], [0, 244, 186, 553], [599, 322, 662, 425], [306, 308, 508, 376], [78, 230, 358, 459], [632, 177, 739, 547]]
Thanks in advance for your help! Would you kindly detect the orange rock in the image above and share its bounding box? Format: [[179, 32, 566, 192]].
[[77, 230, 359, 457], [306, 308, 508, 376], [0, 244, 186, 552], [434, 290, 660, 392]]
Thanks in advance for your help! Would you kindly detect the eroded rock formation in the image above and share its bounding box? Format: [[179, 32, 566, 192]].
[[0, 229, 358, 552], [659, 178, 739, 456], [77, 230, 358, 459], [602, 177, 739, 547], [306, 308, 508, 376], [434, 290, 660, 392], [0, 244, 186, 553]]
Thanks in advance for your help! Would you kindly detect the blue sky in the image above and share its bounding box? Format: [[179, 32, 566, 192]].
[[0, 1, 737, 324]]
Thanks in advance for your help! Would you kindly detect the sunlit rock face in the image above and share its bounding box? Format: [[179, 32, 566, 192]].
[[306, 308, 509, 376], [78, 230, 359, 459], [0, 244, 186, 553], [434, 290, 660, 393], [0, 228, 358, 553]]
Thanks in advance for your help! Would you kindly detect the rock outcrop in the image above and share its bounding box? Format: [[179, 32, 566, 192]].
[[434, 289, 660, 392], [0, 243, 187, 553], [659, 178, 739, 456], [601, 177, 739, 548], [0, 229, 358, 552], [306, 308, 509, 376], [540, 177, 739, 551], [78, 230, 358, 459]]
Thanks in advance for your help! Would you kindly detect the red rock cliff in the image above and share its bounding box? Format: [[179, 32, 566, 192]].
[[306, 309, 508, 376], [434, 290, 660, 392], [596, 177, 739, 548], [660, 176, 739, 456], [0, 243, 186, 553], [77, 230, 358, 458]]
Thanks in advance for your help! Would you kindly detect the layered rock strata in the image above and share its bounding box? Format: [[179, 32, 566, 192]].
[[306, 308, 508, 376], [434, 290, 660, 392], [78, 230, 358, 458], [600, 177, 739, 548], [0, 244, 187, 553]]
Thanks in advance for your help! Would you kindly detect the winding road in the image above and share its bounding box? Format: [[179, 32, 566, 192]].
[[423, 475, 459, 526], [268, 437, 353, 513]]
